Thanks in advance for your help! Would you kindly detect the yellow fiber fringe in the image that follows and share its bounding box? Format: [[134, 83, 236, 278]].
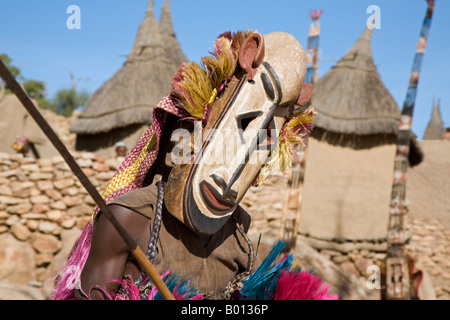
[[171, 30, 316, 187], [173, 30, 253, 119], [254, 107, 316, 187]]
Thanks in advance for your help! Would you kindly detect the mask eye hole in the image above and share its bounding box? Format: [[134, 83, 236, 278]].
[[261, 72, 275, 101], [236, 111, 263, 144], [236, 111, 263, 132], [240, 116, 256, 131], [257, 119, 276, 151]]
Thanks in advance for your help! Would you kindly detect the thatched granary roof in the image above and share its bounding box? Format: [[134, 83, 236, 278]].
[[311, 26, 401, 135], [423, 99, 445, 140], [159, 0, 187, 68], [70, 0, 187, 135]]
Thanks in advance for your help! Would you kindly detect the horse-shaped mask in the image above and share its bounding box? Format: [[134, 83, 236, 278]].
[[165, 31, 313, 236]]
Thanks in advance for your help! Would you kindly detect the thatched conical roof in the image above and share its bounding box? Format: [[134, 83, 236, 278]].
[[159, 0, 187, 68], [423, 99, 445, 140], [311, 26, 400, 135], [70, 0, 184, 135]]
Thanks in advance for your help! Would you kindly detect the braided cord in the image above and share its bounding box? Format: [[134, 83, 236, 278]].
[[223, 214, 255, 299], [141, 181, 165, 279]]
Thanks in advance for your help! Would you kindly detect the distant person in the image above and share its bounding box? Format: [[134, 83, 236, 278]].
[[441, 128, 450, 141], [11, 136, 40, 158], [114, 141, 128, 157]]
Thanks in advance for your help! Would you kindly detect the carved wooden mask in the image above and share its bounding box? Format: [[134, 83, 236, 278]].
[[165, 32, 308, 236]]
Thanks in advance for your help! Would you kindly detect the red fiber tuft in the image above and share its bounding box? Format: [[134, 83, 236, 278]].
[[274, 270, 338, 300]]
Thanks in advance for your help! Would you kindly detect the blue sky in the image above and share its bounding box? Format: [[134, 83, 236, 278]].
[[0, 0, 449, 139]]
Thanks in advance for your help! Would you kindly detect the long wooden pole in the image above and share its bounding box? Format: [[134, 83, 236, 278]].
[[0, 59, 175, 300], [304, 9, 323, 84], [384, 0, 435, 300], [278, 10, 322, 254], [278, 10, 322, 253]]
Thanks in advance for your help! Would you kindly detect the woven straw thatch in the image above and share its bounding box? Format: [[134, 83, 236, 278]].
[[423, 99, 445, 140], [70, 0, 186, 135], [311, 26, 400, 136], [159, 0, 187, 68]]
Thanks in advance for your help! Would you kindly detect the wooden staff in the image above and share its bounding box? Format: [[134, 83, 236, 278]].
[[384, 0, 435, 300], [0, 59, 175, 300], [304, 9, 323, 84], [278, 10, 322, 253]]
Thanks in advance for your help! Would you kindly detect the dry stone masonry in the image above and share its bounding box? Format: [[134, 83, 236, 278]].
[[0, 146, 449, 299], [0, 151, 122, 298], [242, 171, 450, 300]]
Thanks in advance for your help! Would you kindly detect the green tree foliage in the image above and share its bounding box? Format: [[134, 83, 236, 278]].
[[1, 53, 21, 98], [0, 53, 50, 108], [1, 53, 90, 117], [50, 87, 90, 117], [48, 72, 90, 117], [0, 54, 20, 78], [23, 79, 50, 109]]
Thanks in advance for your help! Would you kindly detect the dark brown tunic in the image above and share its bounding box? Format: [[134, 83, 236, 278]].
[[109, 183, 253, 299]]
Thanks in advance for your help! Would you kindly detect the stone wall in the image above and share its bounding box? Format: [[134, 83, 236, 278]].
[[1, 140, 449, 299], [0, 151, 122, 298], [242, 170, 450, 300]]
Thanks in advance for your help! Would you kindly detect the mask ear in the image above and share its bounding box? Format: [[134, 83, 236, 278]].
[[297, 83, 313, 106], [238, 33, 265, 81]]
